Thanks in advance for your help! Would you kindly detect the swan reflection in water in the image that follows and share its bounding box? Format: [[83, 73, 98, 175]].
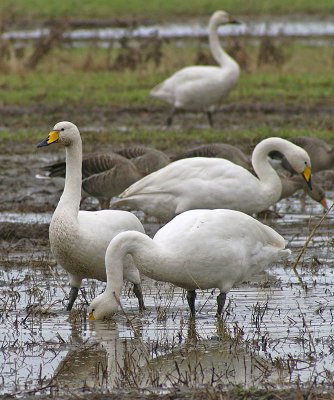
[[51, 317, 285, 390]]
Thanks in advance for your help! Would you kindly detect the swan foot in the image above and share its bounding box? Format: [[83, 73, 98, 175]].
[[133, 283, 145, 312], [216, 292, 227, 318], [187, 289, 197, 316], [206, 111, 213, 127], [66, 286, 79, 311]]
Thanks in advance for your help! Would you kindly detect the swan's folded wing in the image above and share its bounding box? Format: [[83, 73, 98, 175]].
[[151, 66, 223, 97]]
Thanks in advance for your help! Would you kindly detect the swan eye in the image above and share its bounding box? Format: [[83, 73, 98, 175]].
[[60, 128, 65, 131]]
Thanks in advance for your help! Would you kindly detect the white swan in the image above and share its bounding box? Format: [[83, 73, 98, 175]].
[[150, 10, 240, 127], [88, 209, 291, 320], [37, 121, 146, 310], [111, 137, 312, 222], [172, 142, 327, 209]]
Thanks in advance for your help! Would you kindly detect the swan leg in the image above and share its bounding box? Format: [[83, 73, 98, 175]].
[[133, 283, 145, 311], [206, 111, 213, 127], [186, 289, 197, 316], [166, 108, 176, 127], [66, 286, 79, 311], [216, 292, 227, 318]]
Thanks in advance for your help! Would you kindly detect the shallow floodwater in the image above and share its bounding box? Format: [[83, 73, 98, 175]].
[[1, 191, 334, 396], [3, 18, 334, 46]]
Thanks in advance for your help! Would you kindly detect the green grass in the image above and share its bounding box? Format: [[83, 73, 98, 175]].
[[1, 69, 332, 108], [0, 38, 333, 149], [1, 0, 334, 21], [0, 41, 333, 108]]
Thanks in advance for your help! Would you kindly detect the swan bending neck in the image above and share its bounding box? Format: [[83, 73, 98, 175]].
[[105, 231, 156, 294], [251, 138, 283, 190]]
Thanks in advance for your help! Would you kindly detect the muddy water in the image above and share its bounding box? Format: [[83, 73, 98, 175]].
[[1, 191, 334, 396]]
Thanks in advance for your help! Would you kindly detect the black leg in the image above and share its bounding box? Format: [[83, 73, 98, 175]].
[[133, 283, 145, 311], [187, 289, 197, 316], [207, 111, 213, 127], [216, 292, 227, 318], [166, 108, 176, 127], [67, 286, 79, 311]]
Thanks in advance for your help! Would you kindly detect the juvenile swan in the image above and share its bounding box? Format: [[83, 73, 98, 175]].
[[112, 137, 312, 222], [88, 209, 291, 320], [37, 121, 146, 310], [150, 10, 240, 126]]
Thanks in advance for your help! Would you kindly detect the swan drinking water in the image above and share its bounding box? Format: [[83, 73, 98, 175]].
[[111, 137, 312, 222], [37, 121, 146, 310], [88, 209, 291, 320], [150, 10, 240, 127]]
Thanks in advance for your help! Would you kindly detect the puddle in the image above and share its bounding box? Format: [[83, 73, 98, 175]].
[[1, 193, 334, 395], [0, 212, 52, 224]]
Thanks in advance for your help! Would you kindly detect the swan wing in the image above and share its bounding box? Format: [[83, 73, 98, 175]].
[[151, 66, 239, 108], [113, 158, 271, 218]]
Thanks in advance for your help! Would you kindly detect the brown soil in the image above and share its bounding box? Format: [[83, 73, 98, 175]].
[[1, 101, 333, 137]]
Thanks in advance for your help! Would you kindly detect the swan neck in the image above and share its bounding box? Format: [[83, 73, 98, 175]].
[[251, 138, 282, 189], [58, 138, 82, 213], [208, 21, 234, 67], [105, 232, 157, 295]]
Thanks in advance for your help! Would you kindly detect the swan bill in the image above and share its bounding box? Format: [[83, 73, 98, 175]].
[[37, 130, 59, 148], [88, 311, 95, 321], [302, 166, 312, 190]]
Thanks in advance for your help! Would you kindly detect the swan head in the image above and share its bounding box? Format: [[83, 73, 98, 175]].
[[37, 121, 80, 148], [280, 144, 312, 190], [87, 291, 119, 321], [210, 10, 240, 27]]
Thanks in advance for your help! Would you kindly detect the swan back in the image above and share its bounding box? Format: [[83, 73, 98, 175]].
[[172, 143, 251, 169]]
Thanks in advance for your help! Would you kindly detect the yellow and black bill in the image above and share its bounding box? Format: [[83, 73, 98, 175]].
[[302, 165, 312, 190], [37, 130, 59, 148]]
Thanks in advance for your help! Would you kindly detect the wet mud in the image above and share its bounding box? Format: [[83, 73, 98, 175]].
[[1, 140, 334, 399]]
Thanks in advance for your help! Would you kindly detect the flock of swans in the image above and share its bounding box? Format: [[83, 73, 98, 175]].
[[35, 10, 333, 321]]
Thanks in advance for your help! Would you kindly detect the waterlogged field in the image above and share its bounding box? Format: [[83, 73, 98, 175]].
[[1, 3, 334, 398], [1, 173, 334, 397]]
